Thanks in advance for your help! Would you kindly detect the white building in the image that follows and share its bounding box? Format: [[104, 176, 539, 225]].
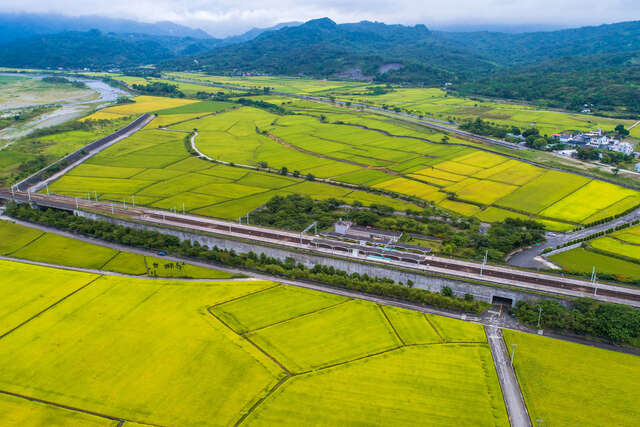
[[609, 142, 634, 156], [635, 163, 640, 172]]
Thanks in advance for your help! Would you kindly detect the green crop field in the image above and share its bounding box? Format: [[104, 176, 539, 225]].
[[549, 247, 640, 281], [47, 105, 421, 218], [0, 259, 507, 425], [504, 330, 640, 426], [0, 115, 134, 187], [0, 220, 233, 279], [330, 86, 635, 136]]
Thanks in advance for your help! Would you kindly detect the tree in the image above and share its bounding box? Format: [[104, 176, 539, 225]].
[[615, 124, 630, 136], [306, 173, 315, 181], [259, 161, 268, 168], [280, 166, 288, 175]]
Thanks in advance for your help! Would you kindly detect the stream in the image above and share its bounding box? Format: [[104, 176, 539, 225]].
[[0, 74, 130, 148]]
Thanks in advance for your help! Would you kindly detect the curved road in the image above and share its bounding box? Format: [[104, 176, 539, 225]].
[[508, 206, 640, 268]]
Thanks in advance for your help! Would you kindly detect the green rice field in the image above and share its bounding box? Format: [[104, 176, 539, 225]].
[[548, 247, 640, 281], [0, 259, 508, 425], [504, 330, 640, 426], [34, 90, 640, 227]]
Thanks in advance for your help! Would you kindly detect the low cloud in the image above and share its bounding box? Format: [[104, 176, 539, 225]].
[[1, 0, 638, 37]]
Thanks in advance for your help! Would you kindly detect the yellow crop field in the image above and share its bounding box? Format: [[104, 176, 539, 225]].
[[374, 177, 441, 200], [437, 199, 482, 216], [504, 330, 640, 426], [453, 151, 508, 168], [0, 260, 98, 335], [0, 259, 507, 425], [414, 167, 466, 182], [451, 179, 518, 205], [435, 160, 484, 176], [0, 393, 114, 426], [540, 180, 639, 223], [82, 96, 198, 120]]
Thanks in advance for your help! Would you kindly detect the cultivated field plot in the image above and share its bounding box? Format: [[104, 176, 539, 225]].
[[0, 260, 507, 425], [0, 115, 133, 186], [51, 94, 639, 225], [165, 72, 371, 95], [548, 247, 640, 281], [0, 220, 233, 279], [81, 95, 199, 121], [48, 105, 421, 217], [333, 86, 636, 136], [504, 330, 640, 426]]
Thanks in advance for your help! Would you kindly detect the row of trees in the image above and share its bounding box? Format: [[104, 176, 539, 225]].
[[6, 203, 488, 314], [514, 299, 640, 346]]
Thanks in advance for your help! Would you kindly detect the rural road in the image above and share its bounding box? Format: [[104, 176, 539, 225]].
[[486, 326, 531, 427], [508, 205, 640, 268], [25, 114, 154, 193]]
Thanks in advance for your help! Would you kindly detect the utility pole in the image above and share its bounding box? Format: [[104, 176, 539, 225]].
[[94, 191, 98, 201], [182, 202, 185, 215], [510, 344, 516, 367], [111, 203, 114, 215], [46, 183, 49, 195], [591, 266, 598, 296], [123, 199, 126, 209], [132, 195, 135, 208], [537, 306, 543, 329], [480, 249, 488, 276], [76, 197, 79, 210]]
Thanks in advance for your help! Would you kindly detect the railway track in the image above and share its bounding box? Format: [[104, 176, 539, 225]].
[[3, 189, 640, 306]]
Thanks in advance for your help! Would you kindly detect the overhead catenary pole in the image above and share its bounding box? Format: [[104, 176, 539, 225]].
[[537, 306, 543, 329], [480, 249, 488, 276], [510, 343, 516, 367]]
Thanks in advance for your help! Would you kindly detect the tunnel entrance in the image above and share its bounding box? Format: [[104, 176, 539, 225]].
[[492, 295, 514, 306]]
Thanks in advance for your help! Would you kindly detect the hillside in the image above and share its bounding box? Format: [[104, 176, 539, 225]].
[[456, 51, 640, 111], [163, 18, 495, 83]]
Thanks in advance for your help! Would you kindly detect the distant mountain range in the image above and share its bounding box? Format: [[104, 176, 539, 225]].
[[0, 14, 638, 110], [0, 13, 211, 43]]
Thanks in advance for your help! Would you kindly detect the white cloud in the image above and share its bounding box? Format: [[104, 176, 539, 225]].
[[1, 0, 638, 37]]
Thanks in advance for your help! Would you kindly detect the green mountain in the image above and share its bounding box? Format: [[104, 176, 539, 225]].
[[0, 30, 220, 69], [163, 18, 495, 84]]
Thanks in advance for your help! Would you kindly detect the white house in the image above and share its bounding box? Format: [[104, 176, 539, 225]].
[[609, 142, 634, 156]]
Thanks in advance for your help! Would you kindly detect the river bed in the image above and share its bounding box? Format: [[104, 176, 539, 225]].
[[0, 73, 130, 147]]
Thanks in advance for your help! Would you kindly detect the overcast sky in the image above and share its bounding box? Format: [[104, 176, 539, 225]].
[[1, 0, 639, 37]]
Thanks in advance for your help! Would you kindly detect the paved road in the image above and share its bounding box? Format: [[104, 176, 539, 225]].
[[508, 206, 640, 268], [27, 114, 154, 193], [486, 326, 531, 427]]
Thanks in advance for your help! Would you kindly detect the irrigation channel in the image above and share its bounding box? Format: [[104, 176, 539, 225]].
[[2, 189, 640, 308]]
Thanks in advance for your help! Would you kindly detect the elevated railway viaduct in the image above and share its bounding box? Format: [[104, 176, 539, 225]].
[[2, 189, 640, 308]]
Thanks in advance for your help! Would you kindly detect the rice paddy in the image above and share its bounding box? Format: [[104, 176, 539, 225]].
[[0, 220, 233, 279], [504, 330, 640, 426], [0, 259, 508, 425]]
